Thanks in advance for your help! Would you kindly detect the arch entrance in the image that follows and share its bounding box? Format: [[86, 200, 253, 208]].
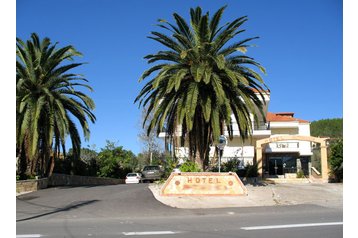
[[255, 135, 330, 181]]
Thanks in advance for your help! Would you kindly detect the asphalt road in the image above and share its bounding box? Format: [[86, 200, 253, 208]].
[[16, 183, 343, 238]]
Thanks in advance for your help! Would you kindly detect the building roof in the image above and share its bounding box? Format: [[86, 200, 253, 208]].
[[266, 112, 309, 123]]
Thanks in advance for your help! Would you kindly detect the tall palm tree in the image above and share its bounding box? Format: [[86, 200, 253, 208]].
[[135, 6, 268, 170], [16, 33, 96, 177]]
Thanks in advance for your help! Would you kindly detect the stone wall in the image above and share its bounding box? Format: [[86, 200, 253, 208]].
[[48, 173, 124, 186], [16, 173, 124, 194], [16, 178, 48, 194]]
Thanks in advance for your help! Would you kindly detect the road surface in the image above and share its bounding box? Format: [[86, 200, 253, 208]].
[[16, 183, 343, 238]]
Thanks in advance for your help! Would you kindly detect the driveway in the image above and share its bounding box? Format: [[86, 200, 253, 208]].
[[16, 182, 343, 238]]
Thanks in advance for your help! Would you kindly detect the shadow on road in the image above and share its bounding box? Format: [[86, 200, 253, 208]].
[[16, 199, 99, 222]]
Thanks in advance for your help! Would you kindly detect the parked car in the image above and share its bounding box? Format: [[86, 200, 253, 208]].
[[141, 165, 163, 183], [125, 173, 142, 184]]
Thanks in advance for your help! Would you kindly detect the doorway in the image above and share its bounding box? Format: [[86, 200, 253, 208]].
[[266, 153, 299, 176], [268, 157, 283, 175]]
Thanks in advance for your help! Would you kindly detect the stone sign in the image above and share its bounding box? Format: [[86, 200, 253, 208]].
[[161, 172, 247, 196]]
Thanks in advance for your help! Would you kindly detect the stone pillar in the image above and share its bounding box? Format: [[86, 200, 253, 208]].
[[256, 146, 263, 178], [320, 145, 329, 181], [296, 158, 302, 173]]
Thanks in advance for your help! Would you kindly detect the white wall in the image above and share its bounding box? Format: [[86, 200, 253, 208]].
[[298, 123, 312, 156]]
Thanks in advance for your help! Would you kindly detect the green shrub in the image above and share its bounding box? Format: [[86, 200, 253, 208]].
[[245, 163, 258, 177], [162, 156, 179, 178], [209, 159, 242, 172], [221, 158, 241, 172], [179, 161, 202, 172], [296, 170, 305, 178], [329, 139, 343, 182]]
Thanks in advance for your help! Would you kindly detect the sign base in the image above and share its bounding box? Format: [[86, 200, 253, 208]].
[[161, 172, 247, 196]]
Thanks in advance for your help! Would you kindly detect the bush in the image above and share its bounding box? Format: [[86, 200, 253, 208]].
[[209, 160, 255, 178], [162, 156, 179, 178], [221, 158, 241, 172], [329, 139, 343, 182], [179, 161, 202, 172], [209, 159, 241, 172], [54, 156, 98, 177], [245, 163, 258, 178], [296, 170, 305, 178]]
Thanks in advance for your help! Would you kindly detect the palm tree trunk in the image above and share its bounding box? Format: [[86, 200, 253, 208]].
[[17, 142, 29, 179], [47, 156, 55, 177]]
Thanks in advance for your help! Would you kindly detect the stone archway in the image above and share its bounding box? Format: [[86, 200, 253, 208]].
[[255, 135, 330, 181]]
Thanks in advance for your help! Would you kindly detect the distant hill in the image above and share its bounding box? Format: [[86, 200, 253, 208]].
[[310, 118, 343, 138]]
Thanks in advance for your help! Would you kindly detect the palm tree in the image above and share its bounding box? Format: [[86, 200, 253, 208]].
[[135, 6, 268, 170], [16, 33, 96, 177]]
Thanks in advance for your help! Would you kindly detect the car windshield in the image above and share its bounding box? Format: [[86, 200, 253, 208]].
[[143, 166, 159, 171], [127, 173, 137, 177]]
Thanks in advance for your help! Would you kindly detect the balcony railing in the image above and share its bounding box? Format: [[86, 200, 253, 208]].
[[160, 121, 270, 137], [254, 121, 269, 130]]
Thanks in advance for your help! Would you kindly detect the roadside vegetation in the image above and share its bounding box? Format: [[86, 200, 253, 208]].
[[310, 118, 343, 138], [310, 118, 343, 182], [16, 33, 96, 180], [328, 139, 343, 182]]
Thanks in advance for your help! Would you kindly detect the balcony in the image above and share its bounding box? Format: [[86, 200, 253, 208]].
[[252, 121, 271, 137], [160, 121, 272, 138]]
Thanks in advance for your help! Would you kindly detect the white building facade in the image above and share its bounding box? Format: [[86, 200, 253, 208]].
[[159, 91, 314, 177]]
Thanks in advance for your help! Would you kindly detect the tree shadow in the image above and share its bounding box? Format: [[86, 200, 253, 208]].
[[52, 184, 121, 189], [240, 177, 269, 187], [16, 199, 99, 222]]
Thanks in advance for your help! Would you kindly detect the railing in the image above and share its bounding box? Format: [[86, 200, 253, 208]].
[[254, 121, 269, 130], [160, 121, 270, 135], [311, 167, 321, 177]]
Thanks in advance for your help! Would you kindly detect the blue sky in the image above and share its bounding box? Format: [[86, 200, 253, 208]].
[[16, 0, 343, 155]]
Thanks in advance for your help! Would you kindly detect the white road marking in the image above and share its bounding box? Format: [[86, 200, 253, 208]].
[[123, 231, 181, 236], [16, 235, 42, 238], [241, 222, 343, 230]]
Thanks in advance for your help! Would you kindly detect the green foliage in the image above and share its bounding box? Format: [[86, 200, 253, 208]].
[[53, 147, 98, 176], [221, 159, 241, 172], [162, 155, 179, 178], [96, 141, 137, 179], [16, 33, 96, 177], [179, 161, 202, 172], [245, 163, 258, 178], [296, 170, 305, 178], [16, 174, 37, 181], [210, 160, 257, 178], [310, 118, 343, 138], [210, 158, 241, 172], [135, 6, 268, 171], [329, 139, 343, 182]]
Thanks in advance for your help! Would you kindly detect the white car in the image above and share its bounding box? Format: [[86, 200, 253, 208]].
[[172, 165, 182, 173], [125, 173, 142, 184]]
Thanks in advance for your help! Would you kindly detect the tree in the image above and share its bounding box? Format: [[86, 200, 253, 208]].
[[97, 140, 137, 178], [329, 139, 343, 182], [138, 106, 164, 166], [16, 33, 96, 178], [53, 147, 99, 176], [310, 118, 343, 138], [135, 6, 268, 170]]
